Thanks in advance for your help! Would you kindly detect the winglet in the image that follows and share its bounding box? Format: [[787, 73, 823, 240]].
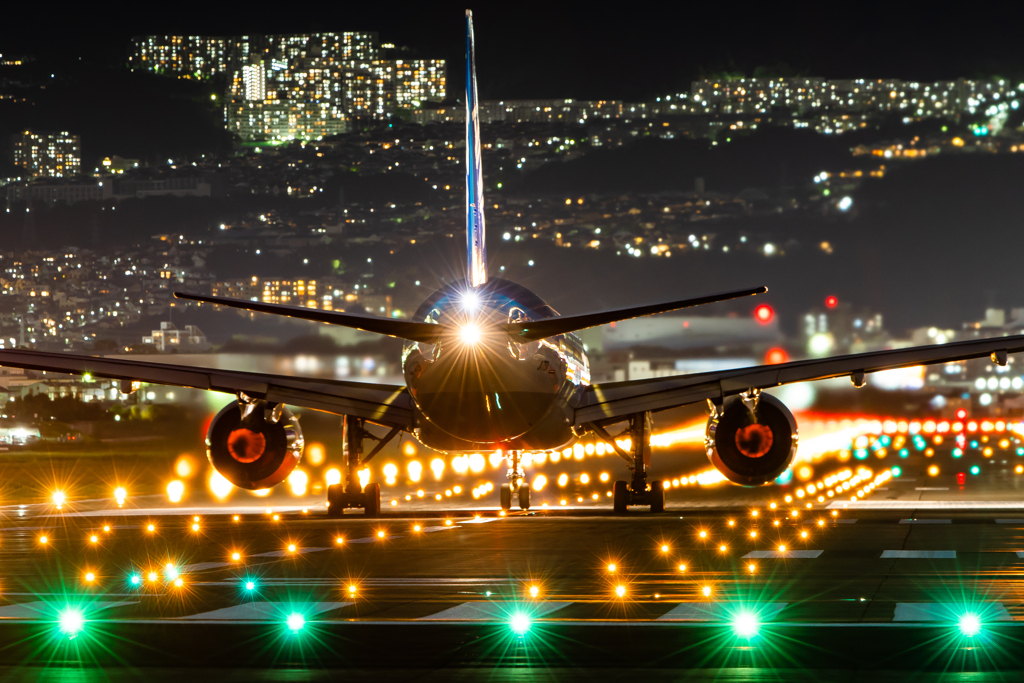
[[465, 9, 487, 287]]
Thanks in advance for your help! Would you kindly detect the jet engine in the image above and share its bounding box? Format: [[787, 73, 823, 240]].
[[705, 393, 798, 486], [207, 398, 304, 490]]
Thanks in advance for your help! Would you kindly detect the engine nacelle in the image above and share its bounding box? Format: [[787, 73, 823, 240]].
[[207, 399, 304, 490], [706, 393, 798, 486]]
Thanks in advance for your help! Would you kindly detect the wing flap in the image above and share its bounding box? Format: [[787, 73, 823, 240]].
[[0, 349, 413, 428], [575, 334, 1024, 425]]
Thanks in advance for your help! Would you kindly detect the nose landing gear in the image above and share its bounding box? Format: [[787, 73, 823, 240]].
[[499, 450, 531, 511]]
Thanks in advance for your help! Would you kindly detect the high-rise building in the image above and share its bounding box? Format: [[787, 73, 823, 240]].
[[11, 130, 81, 178], [130, 32, 446, 141]]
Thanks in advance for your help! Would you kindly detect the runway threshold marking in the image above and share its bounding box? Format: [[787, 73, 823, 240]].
[[893, 603, 1012, 622], [742, 550, 823, 559], [657, 602, 788, 622], [881, 550, 956, 558], [417, 601, 572, 620], [899, 519, 951, 524], [0, 600, 137, 619], [176, 601, 352, 621]]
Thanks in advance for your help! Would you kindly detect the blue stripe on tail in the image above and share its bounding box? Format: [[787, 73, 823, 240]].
[[465, 10, 487, 287]]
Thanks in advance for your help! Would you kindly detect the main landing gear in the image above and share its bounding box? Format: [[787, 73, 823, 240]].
[[327, 415, 399, 518], [591, 412, 664, 514], [499, 450, 531, 511]]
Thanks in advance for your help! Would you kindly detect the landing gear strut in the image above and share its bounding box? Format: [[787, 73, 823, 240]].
[[326, 416, 398, 517], [593, 412, 664, 513], [499, 450, 530, 511]]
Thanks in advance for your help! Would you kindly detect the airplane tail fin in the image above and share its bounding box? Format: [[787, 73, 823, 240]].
[[465, 9, 487, 287]]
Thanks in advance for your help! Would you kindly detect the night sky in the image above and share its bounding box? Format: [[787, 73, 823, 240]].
[[5, 2, 1024, 100]]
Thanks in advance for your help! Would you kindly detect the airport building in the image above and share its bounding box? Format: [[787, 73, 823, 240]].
[[10, 131, 81, 179]]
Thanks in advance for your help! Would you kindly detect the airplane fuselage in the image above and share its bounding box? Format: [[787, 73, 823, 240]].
[[402, 278, 590, 453]]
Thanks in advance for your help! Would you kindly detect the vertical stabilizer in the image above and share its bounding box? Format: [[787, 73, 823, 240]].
[[465, 10, 488, 287]]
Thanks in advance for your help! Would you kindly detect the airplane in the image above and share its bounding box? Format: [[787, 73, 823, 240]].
[[2, 11, 1024, 516]]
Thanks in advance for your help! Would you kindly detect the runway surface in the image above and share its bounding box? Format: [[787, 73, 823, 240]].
[[5, 463, 1024, 679]]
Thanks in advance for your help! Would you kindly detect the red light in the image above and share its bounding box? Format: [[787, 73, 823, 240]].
[[754, 305, 774, 324], [765, 347, 788, 365], [825, 296, 838, 309], [956, 472, 966, 486], [955, 409, 967, 420]]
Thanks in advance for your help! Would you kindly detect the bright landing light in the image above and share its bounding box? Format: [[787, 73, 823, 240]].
[[459, 323, 482, 345], [510, 613, 531, 635], [733, 611, 759, 638], [959, 613, 981, 637]]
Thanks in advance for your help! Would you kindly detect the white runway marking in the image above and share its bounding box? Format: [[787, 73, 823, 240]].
[[900, 519, 951, 524], [657, 602, 788, 621], [832, 501, 1024, 510], [460, 518, 499, 524], [1014, 551, 1024, 558], [0, 600, 136, 619], [881, 550, 956, 558], [893, 602, 1011, 622], [837, 519, 858, 524], [177, 601, 351, 621], [45, 505, 320, 518], [418, 601, 572, 620], [743, 550, 822, 559], [996, 519, 1024, 524], [915, 487, 949, 491], [252, 546, 332, 558]]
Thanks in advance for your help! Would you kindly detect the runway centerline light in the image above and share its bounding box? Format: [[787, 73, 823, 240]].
[[510, 612, 531, 635], [287, 612, 305, 633], [733, 611, 759, 638], [59, 608, 84, 638], [959, 613, 981, 637], [615, 585, 626, 598]]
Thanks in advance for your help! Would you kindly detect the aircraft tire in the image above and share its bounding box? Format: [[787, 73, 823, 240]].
[[518, 484, 531, 510], [500, 484, 512, 510], [649, 480, 665, 512], [364, 482, 380, 517], [327, 483, 344, 518], [613, 481, 628, 514]]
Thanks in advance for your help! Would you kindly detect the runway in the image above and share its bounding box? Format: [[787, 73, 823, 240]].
[[4, 461, 1024, 678]]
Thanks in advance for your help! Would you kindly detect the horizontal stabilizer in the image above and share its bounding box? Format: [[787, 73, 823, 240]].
[[505, 286, 767, 341], [174, 293, 446, 344]]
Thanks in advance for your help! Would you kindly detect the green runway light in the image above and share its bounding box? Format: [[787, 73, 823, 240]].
[[59, 608, 84, 638], [970, 465, 981, 475], [286, 613, 305, 632], [732, 611, 759, 638], [959, 613, 981, 637], [245, 581, 256, 591], [129, 574, 141, 586], [899, 448, 908, 458], [890, 466, 902, 477], [509, 612, 531, 635]]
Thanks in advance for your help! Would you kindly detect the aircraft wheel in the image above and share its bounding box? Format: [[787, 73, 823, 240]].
[[500, 483, 512, 510], [649, 480, 665, 512], [327, 483, 344, 518], [518, 484, 531, 510], [613, 481, 629, 514], [364, 482, 380, 517]]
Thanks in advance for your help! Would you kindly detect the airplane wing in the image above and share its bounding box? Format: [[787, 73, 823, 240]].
[[574, 334, 1024, 425], [0, 349, 413, 428]]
